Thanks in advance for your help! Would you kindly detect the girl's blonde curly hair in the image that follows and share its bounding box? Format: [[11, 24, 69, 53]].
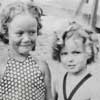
[[52, 21, 99, 64], [0, 1, 43, 44]]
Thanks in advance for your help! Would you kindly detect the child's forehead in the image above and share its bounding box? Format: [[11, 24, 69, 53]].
[[64, 37, 85, 51], [9, 14, 37, 30]]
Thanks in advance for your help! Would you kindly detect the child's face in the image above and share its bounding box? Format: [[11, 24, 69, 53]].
[[60, 37, 89, 74], [8, 14, 37, 56]]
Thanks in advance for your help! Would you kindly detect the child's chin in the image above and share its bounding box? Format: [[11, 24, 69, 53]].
[[67, 69, 78, 74], [19, 49, 31, 56], [69, 70, 82, 75]]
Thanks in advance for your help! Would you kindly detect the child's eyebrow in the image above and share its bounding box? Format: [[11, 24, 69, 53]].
[[72, 51, 81, 53], [61, 52, 68, 55]]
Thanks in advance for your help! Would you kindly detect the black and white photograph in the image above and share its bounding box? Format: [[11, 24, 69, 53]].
[[0, 0, 100, 100]]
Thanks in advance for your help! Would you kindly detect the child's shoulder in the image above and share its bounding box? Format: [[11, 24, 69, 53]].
[[88, 75, 100, 87], [0, 47, 8, 79], [32, 56, 50, 75], [85, 75, 100, 98], [83, 74, 100, 95], [38, 60, 48, 71]]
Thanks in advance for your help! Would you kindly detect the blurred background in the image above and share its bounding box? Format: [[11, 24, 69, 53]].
[[34, 0, 100, 32], [0, 0, 100, 31]]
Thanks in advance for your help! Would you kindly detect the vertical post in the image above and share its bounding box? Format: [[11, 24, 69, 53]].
[[75, 0, 84, 16], [75, 0, 88, 16], [90, 0, 99, 30]]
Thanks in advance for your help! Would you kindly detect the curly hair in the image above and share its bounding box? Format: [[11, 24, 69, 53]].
[[0, 1, 43, 44], [52, 21, 98, 64]]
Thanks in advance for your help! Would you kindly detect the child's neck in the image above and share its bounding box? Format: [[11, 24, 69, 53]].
[[68, 68, 88, 79], [8, 48, 29, 62]]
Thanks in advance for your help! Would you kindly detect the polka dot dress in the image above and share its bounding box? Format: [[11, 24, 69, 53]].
[[0, 56, 46, 100]]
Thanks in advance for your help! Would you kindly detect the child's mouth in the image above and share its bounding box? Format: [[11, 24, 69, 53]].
[[67, 65, 76, 68], [20, 44, 32, 47]]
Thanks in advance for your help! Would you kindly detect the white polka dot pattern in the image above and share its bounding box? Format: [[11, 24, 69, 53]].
[[0, 56, 46, 100]]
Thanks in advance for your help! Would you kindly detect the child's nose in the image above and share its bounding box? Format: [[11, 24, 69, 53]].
[[23, 33, 30, 42], [67, 55, 74, 62], [68, 59, 73, 63]]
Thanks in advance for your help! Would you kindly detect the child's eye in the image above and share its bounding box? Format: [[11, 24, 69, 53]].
[[72, 51, 81, 54], [16, 31, 24, 36], [61, 52, 68, 55], [29, 31, 36, 35]]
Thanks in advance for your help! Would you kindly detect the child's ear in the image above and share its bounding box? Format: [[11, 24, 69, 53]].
[[87, 52, 91, 60], [86, 46, 94, 63], [85, 45, 92, 59], [5, 33, 9, 40], [2, 34, 9, 44]]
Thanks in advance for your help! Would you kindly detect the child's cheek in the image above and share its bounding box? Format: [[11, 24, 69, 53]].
[[60, 55, 68, 65], [77, 55, 87, 66]]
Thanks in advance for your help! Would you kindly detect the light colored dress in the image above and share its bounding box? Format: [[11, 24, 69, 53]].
[[0, 56, 46, 100], [53, 72, 92, 100]]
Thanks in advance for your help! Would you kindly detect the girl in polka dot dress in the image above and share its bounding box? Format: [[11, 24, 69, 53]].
[[0, 0, 52, 100]]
